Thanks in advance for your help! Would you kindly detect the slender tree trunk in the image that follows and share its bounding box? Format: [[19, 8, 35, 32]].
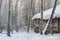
[[27, 0, 33, 33], [19, 0, 22, 28], [27, 16, 30, 33], [7, 0, 11, 36], [0, 0, 2, 33], [15, 0, 18, 32], [45, 0, 58, 35], [30, 0, 35, 30], [31, 0, 35, 29], [11, 1, 13, 34], [40, 0, 43, 34], [30, 0, 33, 30], [25, 4, 29, 33]]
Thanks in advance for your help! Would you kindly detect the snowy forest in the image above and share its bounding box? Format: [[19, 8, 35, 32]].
[[0, 0, 60, 40]]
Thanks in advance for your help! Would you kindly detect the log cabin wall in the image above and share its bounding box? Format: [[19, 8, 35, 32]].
[[50, 18, 58, 33], [34, 19, 40, 33], [51, 18, 60, 33], [34, 19, 40, 27], [58, 18, 60, 33], [34, 18, 60, 33], [34, 19, 47, 33], [34, 18, 60, 34]]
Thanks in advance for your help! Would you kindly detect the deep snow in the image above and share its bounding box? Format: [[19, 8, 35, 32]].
[[0, 31, 60, 40]]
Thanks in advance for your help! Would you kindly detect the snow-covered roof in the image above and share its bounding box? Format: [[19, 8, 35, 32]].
[[32, 4, 60, 20]]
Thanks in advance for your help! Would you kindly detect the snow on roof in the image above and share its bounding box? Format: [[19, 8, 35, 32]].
[[32, 4, 60, 20]]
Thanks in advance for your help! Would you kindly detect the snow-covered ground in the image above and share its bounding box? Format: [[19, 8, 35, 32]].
[[0, 31, 60, 40]]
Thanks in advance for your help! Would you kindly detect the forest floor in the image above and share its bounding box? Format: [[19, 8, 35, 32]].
[[0, 31, 60, 40]]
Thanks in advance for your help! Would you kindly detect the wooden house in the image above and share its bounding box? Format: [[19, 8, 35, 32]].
[[32, 5, 60, 34]]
